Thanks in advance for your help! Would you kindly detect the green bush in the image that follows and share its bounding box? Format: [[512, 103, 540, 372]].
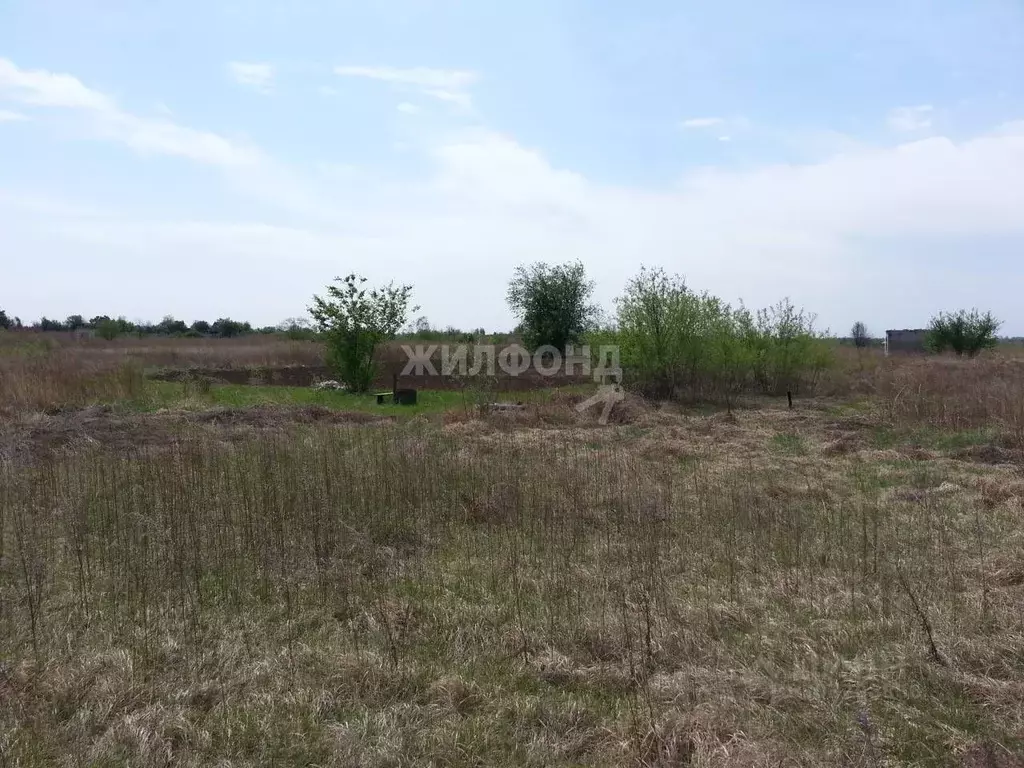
[[507, 261, 598, 352], [742, 299, 832, 395], [926, 309, 1000, 357], [615, 268, 831, 402], [309, 274, 416, 393], [95, 319, 122, 340]]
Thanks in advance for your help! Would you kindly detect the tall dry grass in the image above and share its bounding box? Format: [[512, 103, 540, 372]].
[[0, 331, 324, 369], [875, 356, 1024, 442], [1, 425, 1020, 765], [0, 352, 148, 415], [0, 333, 325, 414]]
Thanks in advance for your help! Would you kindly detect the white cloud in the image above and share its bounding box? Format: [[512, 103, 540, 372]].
[[0, 109, 29, 122], [0, 58, 113, 110], [680, 116, 751, 142], [9, 120, 1024, 332], [335, 65, 478, 109], [334, 65, 478, 90], [227, 62, 274, 93], [421, 88, 473, 110], [888, 105, 934, 132], [2, 56, 1023, 332], [681, 117, 724, 128], [0, 58, 261, 167], [397, 102, 419, 115]]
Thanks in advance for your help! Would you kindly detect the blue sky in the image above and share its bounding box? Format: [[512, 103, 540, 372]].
[[2, 0, 1023, 333]]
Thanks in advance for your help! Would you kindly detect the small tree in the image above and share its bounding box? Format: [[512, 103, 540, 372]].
[[309, 274, 416, 392], [745, 298, 831, 395], [157, 315, 188, 335], [507, 261, 597, 352], [851, 321, 870, 349], [211, 318, 251, 338], [96, 318, 122, 340], [615, 267, 690, 398], [926, 309, 1000, 357], [0, 309, 10, 330]]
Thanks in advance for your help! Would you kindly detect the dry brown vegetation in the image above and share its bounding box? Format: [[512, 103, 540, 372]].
[[1, 335, 1024, 766]]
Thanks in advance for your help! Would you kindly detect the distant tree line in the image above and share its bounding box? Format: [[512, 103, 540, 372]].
[[0, 310, 319, 340]]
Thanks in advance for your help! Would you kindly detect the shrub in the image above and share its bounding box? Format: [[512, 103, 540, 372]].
[[309, 274, 416, 392], [616, 267, 699, 398], [926, 309, 1000, 357], [615, 269, 831, 402], [507, 261, 598, 352], [95, 318, 122, 340], [743, 298, 832, 395], [211, 318, 252, 338], [851, 321, 870, 349]]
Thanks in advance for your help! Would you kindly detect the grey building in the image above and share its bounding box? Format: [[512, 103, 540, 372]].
[[885, 328, 928, 354]]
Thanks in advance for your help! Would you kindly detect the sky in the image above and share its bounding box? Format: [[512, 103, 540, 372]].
[[1, 0, 1023, 334]]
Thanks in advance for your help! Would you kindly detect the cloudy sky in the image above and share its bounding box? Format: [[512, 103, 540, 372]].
[[1, 0, 1023, 333]]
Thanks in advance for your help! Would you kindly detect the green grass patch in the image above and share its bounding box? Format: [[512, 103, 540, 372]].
[[869, 425, 999, 451], [143, 380, 584, 418], [770, 432, 808, 455]]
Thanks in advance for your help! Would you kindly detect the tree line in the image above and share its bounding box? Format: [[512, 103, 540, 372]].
[[0, 312, 320, 340], [308, 262, 1005, 398]]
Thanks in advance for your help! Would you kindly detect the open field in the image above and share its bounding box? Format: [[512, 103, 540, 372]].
[[2, 335, 1024, 766]]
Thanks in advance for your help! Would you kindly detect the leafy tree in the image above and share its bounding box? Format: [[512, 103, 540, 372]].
[[0, 308, 10, 330], [191, 320, 211, 334], [39, 317, 65, 331], [616, 267, 691, 398], [309, 274, 416, 392], [926, 309, 1000, 357], [744, 298, 831, 395], [95, 318, 122, 340], [507, 261, 597, 352], [851, 321, 870, 349], [157, 315, 188, 335], [617, 267, 755, 400], [211, 318, 251, 338], [65, 314, 86, 331], [278, 317, 317, 341]]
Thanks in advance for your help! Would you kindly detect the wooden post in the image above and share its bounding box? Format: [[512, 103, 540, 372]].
[[787, 390, 793, 410]]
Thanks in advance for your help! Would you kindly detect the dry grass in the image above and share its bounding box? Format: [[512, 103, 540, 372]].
[[2, 402, 1023, 766], [0, 334, 323, 415], [877, 356, 1024, 442], [2, 336, 1024, 765]]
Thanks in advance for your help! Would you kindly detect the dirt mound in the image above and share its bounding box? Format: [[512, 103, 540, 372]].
[[0, 405, 395, 465], [955, 443, 1021, 465], [821, 432, 862, 456], [149, 365, 332, 387], [605, 393, 649, 424], [183, 405, 392, 427]]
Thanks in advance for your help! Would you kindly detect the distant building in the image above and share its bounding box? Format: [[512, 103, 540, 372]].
[[885, 328, 928, 354]]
